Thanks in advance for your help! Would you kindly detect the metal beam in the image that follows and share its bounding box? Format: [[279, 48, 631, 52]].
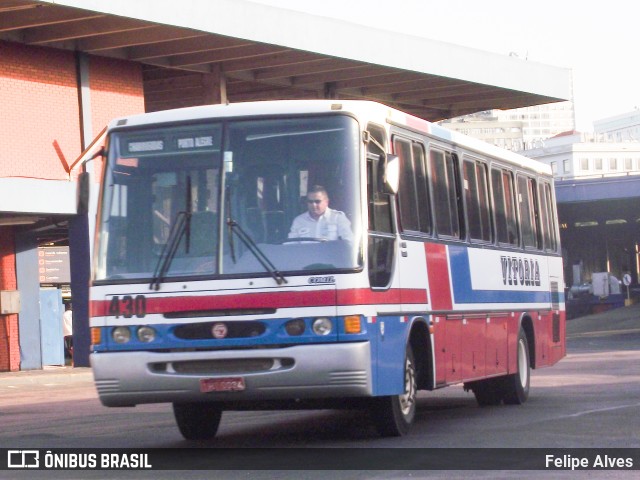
[[22, 16, 153, 44]]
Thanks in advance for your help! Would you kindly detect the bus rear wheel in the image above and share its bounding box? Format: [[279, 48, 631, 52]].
[[502, 328, 530, 405], [371, 346, 417, 436], [173, 402, 223, 440]]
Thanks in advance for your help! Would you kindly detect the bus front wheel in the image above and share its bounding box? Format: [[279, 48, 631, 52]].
[[173, 402, 223, 440], [371, 345, 417, 436]]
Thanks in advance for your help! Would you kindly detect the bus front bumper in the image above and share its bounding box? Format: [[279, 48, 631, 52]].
[[90, 341, 372, 407]]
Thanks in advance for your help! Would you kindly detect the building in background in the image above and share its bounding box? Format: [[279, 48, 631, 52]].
[[594, 109, 640, 142], [440, 101, 575, 151], [520, 131, 640, 181]]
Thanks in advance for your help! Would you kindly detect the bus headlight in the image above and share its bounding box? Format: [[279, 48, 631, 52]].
[[312, 317, 332, 336], [137, 326, 157, 343], [285, 319, 306, 336], [112, 326, 131, 344]]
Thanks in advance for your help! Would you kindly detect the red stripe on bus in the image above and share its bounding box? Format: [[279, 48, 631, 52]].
[[90, 287, 428, 318], [425, 243, 453, 311], [404, 114, 431, 134], [336, 288, 427, 306]]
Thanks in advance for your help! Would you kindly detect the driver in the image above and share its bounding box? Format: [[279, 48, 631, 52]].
[[288, 185, 353, 241]]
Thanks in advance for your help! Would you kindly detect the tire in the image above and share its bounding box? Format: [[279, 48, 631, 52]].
[[502, 327, 530, 405], [173, 402, 223, 440], [469, 378, 504, 406], [371, 346, 417, 437]]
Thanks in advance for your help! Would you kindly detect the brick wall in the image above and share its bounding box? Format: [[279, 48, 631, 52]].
[[89, 56, 145, 138], [0, 41, 145, 180], [0, 41, 81, 179], [0, 227, 20, 371]]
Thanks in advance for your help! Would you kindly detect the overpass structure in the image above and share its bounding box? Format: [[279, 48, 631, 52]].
[[4, 0, 570, 118], [0, 0, 572, 370]]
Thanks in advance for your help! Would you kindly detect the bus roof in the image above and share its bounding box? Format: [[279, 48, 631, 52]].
[[109, 100, 552, 176]]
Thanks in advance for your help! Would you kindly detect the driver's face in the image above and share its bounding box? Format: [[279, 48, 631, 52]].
[[306, 192, 329, 220]]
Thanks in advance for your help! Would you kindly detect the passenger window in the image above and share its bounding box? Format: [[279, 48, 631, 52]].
[[463, 159, 492, 242], [430, 150, 460, 238], [492, 168, 518, 246], [538, 182, 558, 252], [394, 137, 430, 234], [517, 175, 540, 249]]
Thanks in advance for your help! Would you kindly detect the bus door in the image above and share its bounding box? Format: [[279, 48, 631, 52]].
[[391, 135, 430, 313], [392, 135, 445, 382], [366, 125, 406, 395]]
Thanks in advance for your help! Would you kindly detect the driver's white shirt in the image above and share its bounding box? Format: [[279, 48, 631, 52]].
[[288, 208, 352, 241]]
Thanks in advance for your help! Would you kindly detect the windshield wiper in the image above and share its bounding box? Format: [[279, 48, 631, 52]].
[[226, 218, 287, 285], [150, 176, 193, 291], [149, 210, 191, 291]]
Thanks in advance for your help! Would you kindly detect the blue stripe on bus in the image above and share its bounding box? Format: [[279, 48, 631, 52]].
[[448, 245, 556, 305]]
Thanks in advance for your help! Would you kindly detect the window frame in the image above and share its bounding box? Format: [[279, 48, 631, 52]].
[[393, 135, 431, 236], [429, 147, 462, 240], [491, 166, 519, 247], [463, 156, 493, 244], [516, 173, 541, 251]]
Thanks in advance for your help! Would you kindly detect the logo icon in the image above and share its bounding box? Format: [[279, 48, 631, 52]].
[[211, 323, 228, 339], [308, 275, 335, 285], [8, 450, 39, 468]]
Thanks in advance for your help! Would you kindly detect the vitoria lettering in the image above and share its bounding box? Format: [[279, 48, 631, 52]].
[[500, 256, 541, 287]]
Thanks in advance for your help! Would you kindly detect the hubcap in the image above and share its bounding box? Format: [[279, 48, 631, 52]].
[[399, 356, 416, 416]]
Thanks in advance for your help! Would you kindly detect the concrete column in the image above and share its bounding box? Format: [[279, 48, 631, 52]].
[[69, 52, 93, 368], [15, 231, 41, 370]]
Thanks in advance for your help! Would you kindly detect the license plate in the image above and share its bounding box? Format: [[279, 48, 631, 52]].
[[200, 377, 245, 393]]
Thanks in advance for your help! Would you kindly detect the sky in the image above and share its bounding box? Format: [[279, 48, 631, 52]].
[[251, 0, 640, 131]]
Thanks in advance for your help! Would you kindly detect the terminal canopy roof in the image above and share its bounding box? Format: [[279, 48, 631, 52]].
[[3, 0, 571, 120]]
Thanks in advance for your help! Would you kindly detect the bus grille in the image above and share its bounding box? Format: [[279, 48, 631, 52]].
[[160, 358, 291, 375], [328, 371, 368, 386], [173, 321, 266, 339], [95, 379, 120, 394]]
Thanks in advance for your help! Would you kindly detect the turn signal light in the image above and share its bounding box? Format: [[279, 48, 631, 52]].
[[343, 315, 362, 334], [90, 327, 102, 346]]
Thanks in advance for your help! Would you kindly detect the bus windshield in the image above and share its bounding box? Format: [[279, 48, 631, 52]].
[[94, 114, 362, 282]]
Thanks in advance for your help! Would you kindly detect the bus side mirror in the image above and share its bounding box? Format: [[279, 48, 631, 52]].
[[383, 154, 400, 195], [77, 172, 90, 215]]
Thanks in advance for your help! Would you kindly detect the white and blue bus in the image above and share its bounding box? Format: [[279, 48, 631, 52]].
[[89, 100, 565, 439]]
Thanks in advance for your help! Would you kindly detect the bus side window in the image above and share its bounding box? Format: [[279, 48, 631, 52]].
[[538, 182, 558, 252], [517, 175, 540, 250], [492, 168, 519, 246], [430, 149, 461, 239], [394, 136, 430, 235], [463, 158, 492, 243], [412, 142, 431, 234]]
